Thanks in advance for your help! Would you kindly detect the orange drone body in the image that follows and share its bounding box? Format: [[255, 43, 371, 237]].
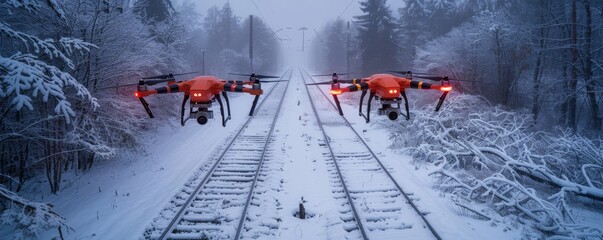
[[313, 72, 452, 122], [335, 74, 449, 97], [134, 74, 267, 127]]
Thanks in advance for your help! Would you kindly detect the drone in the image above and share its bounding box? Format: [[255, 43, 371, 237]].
[[103, 72, 284, 126], [308, 71, 453, 123]]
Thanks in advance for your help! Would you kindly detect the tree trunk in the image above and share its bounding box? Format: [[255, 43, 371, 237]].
[[16, 143, 27, 192], [583, 0, 600, 130], [532, 0, 547, 121], [494, 28, 506, 104], [568, 0, 578, 129]]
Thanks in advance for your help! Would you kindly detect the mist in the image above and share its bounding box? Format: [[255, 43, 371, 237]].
[[1, 0, 603, 239]]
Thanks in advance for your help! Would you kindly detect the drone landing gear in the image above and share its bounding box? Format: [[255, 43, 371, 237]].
[[377, 100, 401, 121], [139, 97, 154, 118], [180, 94, 189, 126], [359, 91, 375, 123], [215, 93, 231, 127], [180, 94, 232, 127], [435, 91, 449, 112], [359, 93, 410, 123], [401, 91, 410, 120], [249, 95, 260, 116], [332, 94, 344, 115]]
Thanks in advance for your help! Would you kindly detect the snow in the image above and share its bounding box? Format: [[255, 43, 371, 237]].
[[29, 92, 259, 239], [13, 68, 590, 240]]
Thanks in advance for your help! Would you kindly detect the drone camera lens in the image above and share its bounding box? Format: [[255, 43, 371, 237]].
[[197, 116, 208, 125], [388, 111, 398, 121]]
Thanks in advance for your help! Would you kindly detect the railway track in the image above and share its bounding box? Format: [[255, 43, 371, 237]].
[[301, 69, 442, 240], [143, 69, 292, 240]]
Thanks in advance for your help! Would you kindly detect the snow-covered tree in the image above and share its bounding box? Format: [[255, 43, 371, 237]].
[[133, 0, 174, 23], [388, 93, 603, 238], [0, 0, 102, 236], [354, 0, 400, 75]]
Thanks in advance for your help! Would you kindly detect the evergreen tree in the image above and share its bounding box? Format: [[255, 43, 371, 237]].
[[324, 18, 347, 73], [219, 2, 239, 50], [397, 0, 429, 67], [133, 0, 174, 23], [354, 0, 399, 75]]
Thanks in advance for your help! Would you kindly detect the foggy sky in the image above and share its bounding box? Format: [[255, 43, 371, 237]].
[[175, 0, 404, 67], [188, 0, 404, 44]]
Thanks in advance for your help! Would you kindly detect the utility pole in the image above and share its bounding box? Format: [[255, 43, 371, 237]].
[[249, 15, 254, 72], [298, 27, 308, 52], [201, 49, 206, 75], [346, 21, 351, 76]]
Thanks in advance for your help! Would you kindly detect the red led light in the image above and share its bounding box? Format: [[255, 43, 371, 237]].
[[330, 89, 342, 95], [441, 86, 452, 92]]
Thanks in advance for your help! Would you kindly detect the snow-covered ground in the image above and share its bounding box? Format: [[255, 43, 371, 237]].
[[28, 90, 268, 239], [21, 68, 529, 239]]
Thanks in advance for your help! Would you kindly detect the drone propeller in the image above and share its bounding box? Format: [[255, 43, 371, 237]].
[[312, 72, 356, 77], [141, 72, 197, 80], [413, 75, 479, 82], [257, 79, 289, 83], [224, 79, 288, 86], [95, 82, 139, 90], [142, 79, 182, 86], [306, 79, 363, 85], [306, 81, 333, 85], [228, 73, 281, 79], [388, 70, 434, 75]]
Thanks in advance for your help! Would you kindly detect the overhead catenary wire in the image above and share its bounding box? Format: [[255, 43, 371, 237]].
[[337, 0, 356, 21], [250, 0, 283, 41]]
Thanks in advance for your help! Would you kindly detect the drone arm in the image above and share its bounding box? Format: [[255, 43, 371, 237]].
[[345, 82, 369, 92], [405, 80, 451, 111], [136, 82, 189, 97], [222, 83, 263, 95], [408, 80, 443, 90], [222, 83, 263, 116]]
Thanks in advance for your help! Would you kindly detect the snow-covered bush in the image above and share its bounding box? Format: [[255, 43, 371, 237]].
[[0, 185, 70, 239], [389, 93, 603, 238], [1, 0, 104, 237]]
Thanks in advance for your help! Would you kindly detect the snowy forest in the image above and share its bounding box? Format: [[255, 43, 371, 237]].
[[1, 0, 603, 239]]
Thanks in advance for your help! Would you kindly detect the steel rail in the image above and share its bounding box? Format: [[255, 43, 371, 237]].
[[301, 69, 370, 240], [158, 69, 293, 240], [233, 69, 292, 240], [301, 68, 442, 240]]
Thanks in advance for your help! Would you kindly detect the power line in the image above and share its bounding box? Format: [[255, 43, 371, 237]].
[[251, 0, 269, 23], [321, 0, 336, 24], [337, 0, 356, 20], [250, 0, 282, 41]]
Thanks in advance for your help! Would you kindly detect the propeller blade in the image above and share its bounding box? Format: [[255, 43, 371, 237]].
[[412, 75, 446, 81], [145, 79, 181, 86], [228, 73, 280, 79], [259, 80, 289, 83], [306, 81, 333, 85], [388, 70, 434, 75], [414, 75, 480, 82], [223, 80, 249, 85], [337, 79, 364, 84], [312, 72, 356, 76], [95, 82, 139, 90], [141, 71, 197, 80]]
